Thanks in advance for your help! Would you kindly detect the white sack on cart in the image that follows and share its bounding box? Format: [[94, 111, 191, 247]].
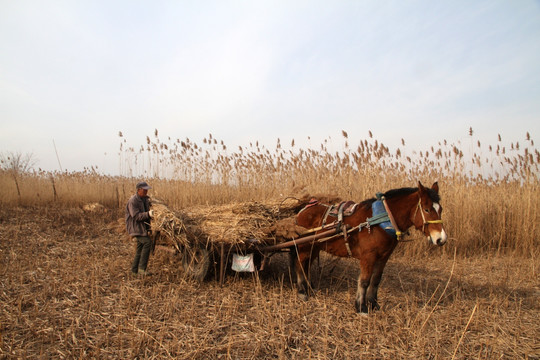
[[231, 253, 255, 272]]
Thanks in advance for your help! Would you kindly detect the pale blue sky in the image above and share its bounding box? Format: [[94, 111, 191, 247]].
[[1, 1, 539, 174]]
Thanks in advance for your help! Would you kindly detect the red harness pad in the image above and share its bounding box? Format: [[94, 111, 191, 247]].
[[305, 198, 320, 208]]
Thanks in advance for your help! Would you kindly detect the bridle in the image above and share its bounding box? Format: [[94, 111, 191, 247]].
[[378, 194, 443, 242], [413, 197, 444, 234]]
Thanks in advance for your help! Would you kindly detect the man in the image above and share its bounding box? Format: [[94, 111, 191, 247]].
[[126, 181, 154, 276]]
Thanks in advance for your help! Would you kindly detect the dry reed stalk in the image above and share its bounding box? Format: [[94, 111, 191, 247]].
[[451, 302, 478, 360], [416, 248, 457, 336]]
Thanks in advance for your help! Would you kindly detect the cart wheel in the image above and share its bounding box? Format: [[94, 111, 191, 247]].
[[181, 245, 210, 281]]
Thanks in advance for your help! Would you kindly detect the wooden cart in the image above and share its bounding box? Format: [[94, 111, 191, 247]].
[[149, 194, 346, 283]]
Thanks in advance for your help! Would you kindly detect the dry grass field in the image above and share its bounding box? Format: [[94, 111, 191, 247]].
[[1, 131, 539, 358], [0, 206, 538, 359]]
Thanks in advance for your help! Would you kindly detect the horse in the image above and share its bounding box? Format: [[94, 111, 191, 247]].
[[291, 181, 447, 314]]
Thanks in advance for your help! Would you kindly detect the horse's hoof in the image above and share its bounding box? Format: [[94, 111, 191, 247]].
[[368, 301, 380, 312], [355, 300, 369, 314], [298, 293, 308, 301], [360, 304, 369, 314]]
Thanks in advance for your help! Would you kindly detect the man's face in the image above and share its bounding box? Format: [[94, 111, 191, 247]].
[[137, 188, 149, 197]]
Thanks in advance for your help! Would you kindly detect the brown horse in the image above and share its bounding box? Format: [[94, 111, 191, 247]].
[[292, 181, 447, 314]]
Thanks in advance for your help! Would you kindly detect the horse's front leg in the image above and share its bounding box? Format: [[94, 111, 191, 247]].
[[355, 259, 374, 314], [365, 260, 389, 311]]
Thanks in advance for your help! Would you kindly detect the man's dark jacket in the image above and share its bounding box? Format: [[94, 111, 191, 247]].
[[125, 194, 151, 237]]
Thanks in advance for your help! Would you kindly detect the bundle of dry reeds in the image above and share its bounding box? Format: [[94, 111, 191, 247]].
[[150, 200, 191, 250], [182, 201, 277, 245], [149, 190, 341, 248]]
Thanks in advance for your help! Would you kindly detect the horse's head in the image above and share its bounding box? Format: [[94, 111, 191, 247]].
[[413, 181, 448, 246]]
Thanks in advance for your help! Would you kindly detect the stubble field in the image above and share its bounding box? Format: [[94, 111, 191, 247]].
[[1, 205, 538, 359]]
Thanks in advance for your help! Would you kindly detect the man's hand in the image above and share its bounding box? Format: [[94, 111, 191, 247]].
[[149, 210, 155, 218]]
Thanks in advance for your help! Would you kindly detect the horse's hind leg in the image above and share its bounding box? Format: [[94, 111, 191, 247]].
[[290, 249, 314, 300]]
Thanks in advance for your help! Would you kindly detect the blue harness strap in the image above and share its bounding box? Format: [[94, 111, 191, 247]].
[[367, 193, 397, 237]]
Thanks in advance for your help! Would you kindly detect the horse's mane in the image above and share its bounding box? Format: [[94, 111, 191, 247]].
[[359, 186, 440, 209], [384, 186, 441, 203], [384, 187, 418, 199]]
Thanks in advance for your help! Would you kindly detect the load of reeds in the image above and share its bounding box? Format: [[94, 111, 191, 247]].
[[149, 189, 341, 249]]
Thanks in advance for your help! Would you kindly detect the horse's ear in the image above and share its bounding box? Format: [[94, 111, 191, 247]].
[[431, 181, 439, 193], [417, 181, 426, 193]]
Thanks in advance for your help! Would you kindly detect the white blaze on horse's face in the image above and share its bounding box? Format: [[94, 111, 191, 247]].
[[428, 202, 447, 246]]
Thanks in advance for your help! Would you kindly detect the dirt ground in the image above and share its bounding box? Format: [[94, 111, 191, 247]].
[[0, 206, 538, 359]]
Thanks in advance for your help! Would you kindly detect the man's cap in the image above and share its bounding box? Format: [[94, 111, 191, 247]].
[[136, 181, 152, 190]]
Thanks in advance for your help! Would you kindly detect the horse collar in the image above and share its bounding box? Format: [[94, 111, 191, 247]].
[[368, 195, 403, 240], [380, 196, 403, 240]]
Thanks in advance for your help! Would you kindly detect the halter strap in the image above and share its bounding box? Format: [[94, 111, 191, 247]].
[[413, 198, 444, 233]]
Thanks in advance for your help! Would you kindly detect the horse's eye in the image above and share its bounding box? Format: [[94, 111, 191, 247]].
[[424, 208, 430, 213]]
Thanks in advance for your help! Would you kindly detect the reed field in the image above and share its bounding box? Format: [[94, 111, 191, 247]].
[[1, 130, 539, 359]]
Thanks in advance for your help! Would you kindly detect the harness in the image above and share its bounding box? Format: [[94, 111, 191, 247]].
[[368, 193, 401, 239], [321, 201, 358, 228], [305, 201, 360, 257]]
